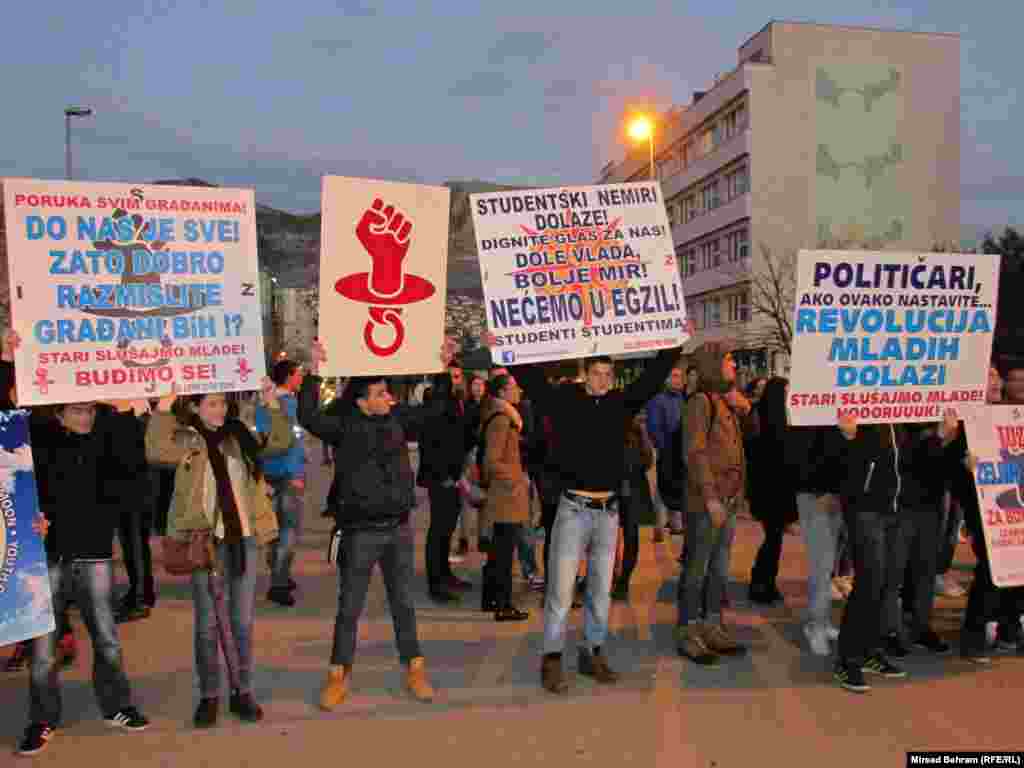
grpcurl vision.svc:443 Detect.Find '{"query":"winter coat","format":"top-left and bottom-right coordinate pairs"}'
top-left (480, 397), bottom-right (530, 526)
top-left (145, 409), bottom-right (290, 543)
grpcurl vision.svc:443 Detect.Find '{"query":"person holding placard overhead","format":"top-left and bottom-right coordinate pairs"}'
top-left (299, 338), bottom-right (457, 710)
top-left (146, 378), bottom-right (291, 729)
top-left (496, 333), bottom-right (682, 694)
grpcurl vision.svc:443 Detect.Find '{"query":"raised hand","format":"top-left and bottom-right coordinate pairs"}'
top-left (260, 376), bottom-right (278, 407)
top-left (441, 336), bottom-right (459, 366)
top-left (310, 338), bottom-right (327, 376)
top-left (31, 513), bottom-right (50, 538)
top-left (356, 198), bottom-right (413, 297)
top-left (838, 412), bottom-right (858, 441)
top-left (940, 408), bottom-right (960, 445)
top-left (2, 329), bottom-right (21, 363)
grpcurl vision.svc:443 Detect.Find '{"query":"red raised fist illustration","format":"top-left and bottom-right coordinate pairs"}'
top-left (356, 198), bottom-right (413, 298)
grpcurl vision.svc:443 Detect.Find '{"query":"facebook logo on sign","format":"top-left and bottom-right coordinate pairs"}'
top-left (501, 350), bottom-right (516, 364)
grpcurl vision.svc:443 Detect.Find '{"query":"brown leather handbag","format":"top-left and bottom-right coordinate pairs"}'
top-left (163, 530), bottom-right (215, 576)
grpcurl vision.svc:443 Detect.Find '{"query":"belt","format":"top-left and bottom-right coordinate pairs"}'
top-left (563, 491), bottom-right (618, 510)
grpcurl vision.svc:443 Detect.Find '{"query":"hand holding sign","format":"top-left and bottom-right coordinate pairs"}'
top-left (2, 330), bottom-right (21, 363)
top-left (838, 412), bottom-right (858, 441)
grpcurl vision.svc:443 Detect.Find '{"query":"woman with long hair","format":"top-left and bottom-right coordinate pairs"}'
top-left (748, 377), bottom-right (797, 605)
top-left (146, 379), bottom-right (291, 728)
top-left (612, 413), bottom-right (655, 601)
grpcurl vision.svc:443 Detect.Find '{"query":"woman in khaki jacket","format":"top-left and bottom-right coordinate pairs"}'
top-left (145, 378), bottom-right (291, 729)
top-left (479, 374), bottom-right (531, 622)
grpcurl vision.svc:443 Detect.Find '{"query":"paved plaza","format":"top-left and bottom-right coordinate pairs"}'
top-left (1, 439), bottom-right (1020, 767)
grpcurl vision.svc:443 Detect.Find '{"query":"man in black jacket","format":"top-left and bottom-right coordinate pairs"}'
top-left (18, 402), bottom-right (150, 756)
top-left (510, 345), bottom-right (682, 693)
top-left (299, 340), bottom-right (452, 710)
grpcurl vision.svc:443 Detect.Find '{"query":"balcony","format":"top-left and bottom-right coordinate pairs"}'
top-left (661, 128), bottom-right (751, 202)
top-left (671, 191), bottom-right (751, 247)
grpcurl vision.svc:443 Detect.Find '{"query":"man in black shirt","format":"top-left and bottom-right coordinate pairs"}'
top-left (511, 346), bottom-right (681, 693)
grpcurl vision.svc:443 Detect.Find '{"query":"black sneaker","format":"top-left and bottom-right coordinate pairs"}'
top-left (833, 661), bottom-right (871, 693)
top-left (912, 630), bottom-right (952, 655)
top-left (884, 633), bottom-right (910, 658)
top-left (862, 653), bottom-right (907, 679)
top-left (105, 707), bottom-right (150, 731)
top-left (17, 723), bottom-right (55, 756)
top-left (115, 601), bottom-right (151, 624)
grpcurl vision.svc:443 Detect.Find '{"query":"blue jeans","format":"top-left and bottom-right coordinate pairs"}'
top-left (30, 560), bottom-right (133, 723)
top-left (191, 539), bottom-right (258, 698)
top-left (798, 493), bottom-right (843, 629)
top-left (269, 479), bottom-right (303, 589)
top-left (542, 494), bottom-right (619, 655)
top-left (677, 500), bottom-right (737, 626)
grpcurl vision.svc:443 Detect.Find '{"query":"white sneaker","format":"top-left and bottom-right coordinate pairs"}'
top-left (825, 624), bottom-right (840, 641)
top-left (804, 623), bottom-right (831, 656)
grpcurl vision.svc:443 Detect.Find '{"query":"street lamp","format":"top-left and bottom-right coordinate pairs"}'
top-left (627, 115), bottom-right (655, 181)
top-left (64, 106), bottom-right (93, 180)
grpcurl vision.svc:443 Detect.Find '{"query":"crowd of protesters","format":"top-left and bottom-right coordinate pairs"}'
top-left (3, 325), bottom-right (1023, 756)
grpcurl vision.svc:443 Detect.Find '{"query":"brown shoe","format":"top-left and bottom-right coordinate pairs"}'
top-left (653, 529), bottom-right (665, 543)
top-left (541, 654), bottom-right (568, 694)
top-left (404, 657), bottom-right (435, 702)
top-left (578, 648), bottom-right (619, 684)
top-left (702, 623), bottom-right (748, 657)
top-left (675, 625), bottom-right (720, 666)
top-left (319, 666), bottom-right (350, 711)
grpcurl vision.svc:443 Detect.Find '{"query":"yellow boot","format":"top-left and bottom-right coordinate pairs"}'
top-left (404, 657), bottom-right (435, 702)
top-left (318, 665), bottom-right (350, 711)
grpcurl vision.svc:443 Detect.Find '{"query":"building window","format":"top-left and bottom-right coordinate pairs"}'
top-left (723, 110), bottom-right (737, 140)
top-left (667, 202), bottom-right (678, 227)
top-left (725, 228), bottom-right (749, 263)
top-left (702, 180), bottom-right (720, 212)
top-left (711, 238), bottom-right (721, 268)
top-left (735, 104), bottom-right (747, 131)
top-left (704, 297), bottom-right (721, 328)
top-left (726, 165), bottom-right (749, 200)
top-left (681, 248), bottom-right (696, 277)
top-left (693, 300), bottom-right (704, 329)
top-left (684, 194), bottom-right (697, 222)
top-left (727, 290), bottom-right (751, 324)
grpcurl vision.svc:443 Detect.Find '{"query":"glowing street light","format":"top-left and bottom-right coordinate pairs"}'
top-left (627, 115), bottom-right (655, 181)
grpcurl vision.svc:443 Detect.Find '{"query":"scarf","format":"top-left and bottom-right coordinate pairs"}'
top-left (195, 421), bottom-right (248, 573)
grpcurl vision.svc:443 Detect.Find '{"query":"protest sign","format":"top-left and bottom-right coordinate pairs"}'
top-left (788, 250), bottom-right (1000, 426)
top-left (318, 176), bottom-right (449, 376)
top-left (1, 179), bottom-right (265, 405)
top-left (469, 183), bottom-right (688, 365)
top-left (964, 406), bottom-right (1024, 587)
top-left (0, 410), bottom-right (54, 646)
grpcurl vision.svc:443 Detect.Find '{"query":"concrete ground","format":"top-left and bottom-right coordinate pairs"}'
top-left (1, 437), bottom-right (1020, 767)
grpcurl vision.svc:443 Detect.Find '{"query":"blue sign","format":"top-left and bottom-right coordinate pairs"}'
top-left (0, 410), bottom-right (54, 646)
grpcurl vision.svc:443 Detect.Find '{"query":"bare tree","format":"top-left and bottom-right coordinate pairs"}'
top-left (745, 244), bottom-right (797, 355)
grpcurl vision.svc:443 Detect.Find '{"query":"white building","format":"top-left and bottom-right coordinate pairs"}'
top-left (599, 20), bottom-right (960, 382)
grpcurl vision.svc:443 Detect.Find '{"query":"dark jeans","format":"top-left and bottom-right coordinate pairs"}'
top-left (426, 483), bottom-right (460, 590)
top-left (619, 499), bottom-right (640, 586)
top-left (118, 506), bottom-right (156, 607)
top-left (882, 505), bottom-right (941, 642)
top-left (268, 478), bottom-right (303, 589)
top-left (837, 506), bottom-right (888, 663)
top-left (677, 500), bottom-right (737, 625)
top-left (331, 525), bottom-right (422, 666)
top-left (484, 522), bottom-right (521, 609)
top-left (750, 519), bottom-right (785, 590)
top-left (30, 560), bottom-right (133, 723)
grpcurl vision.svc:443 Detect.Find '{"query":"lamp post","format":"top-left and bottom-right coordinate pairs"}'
top-left (64, 106), bottom-right (93, 180)
top-left (627, 115), bottom-right (655, 181)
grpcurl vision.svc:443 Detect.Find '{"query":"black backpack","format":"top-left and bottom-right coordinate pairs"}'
top-left (475, 413), bottom-right (502, 487)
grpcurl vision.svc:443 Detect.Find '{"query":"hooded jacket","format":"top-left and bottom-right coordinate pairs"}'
top-left (686, 342), bottom-right (753, 510)
top-left (416, 371), bottom-right (469, 487)
top-left (839, 424), bottom-right (902, 514)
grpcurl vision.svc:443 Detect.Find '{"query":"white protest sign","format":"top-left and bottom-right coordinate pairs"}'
top-left (318, 176), bottom-right (449, 376)
top-left (964, 406), bottom-right (1024, 587)
top-left (469, 183), bottom-right (688, 365)
top-left (2, 179), bottom-right (265, 405)
top-left (788, 250), bottom-right (1000, 426)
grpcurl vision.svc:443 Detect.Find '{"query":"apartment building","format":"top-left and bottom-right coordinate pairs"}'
top-left (599, 20), bottom-right (960, 380)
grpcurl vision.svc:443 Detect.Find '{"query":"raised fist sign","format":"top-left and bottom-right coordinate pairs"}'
top-left (356, 198), bottom-right (413, 298)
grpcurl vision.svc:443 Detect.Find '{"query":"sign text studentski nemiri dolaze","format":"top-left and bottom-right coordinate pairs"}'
top-left (788, 249), bottom-right (1000, 426)
top-left (469, 182), bottom-right (689, 365)
top-left (1, 178), bottom-right (266, 405)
